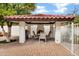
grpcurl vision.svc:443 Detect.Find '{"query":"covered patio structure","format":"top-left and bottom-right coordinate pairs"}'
top-left (4, 14), bottom-right (75, 44)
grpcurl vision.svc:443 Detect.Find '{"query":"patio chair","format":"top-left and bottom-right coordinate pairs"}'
top-left (39, 33), bottom-right (46, 43)
top-left (46, 31), bottom-right (51, 39)
top-left (32, 31), bottom-right (38, 40)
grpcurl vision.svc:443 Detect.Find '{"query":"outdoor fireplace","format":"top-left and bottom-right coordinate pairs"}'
top-left (37, 30), bottom-right (44, 34)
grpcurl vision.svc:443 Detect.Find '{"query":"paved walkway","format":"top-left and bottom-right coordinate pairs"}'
top-left (0, 39), bottom-right (73, 56)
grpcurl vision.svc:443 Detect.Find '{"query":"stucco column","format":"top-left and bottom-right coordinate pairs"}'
top-left (55, 22), bottom-right (61, 43)
top-left (28, 24), bottom-right (31, 38)
top-left (19, 21), bottom-right (26, 43)
top-left (50, 24), bottom-right (53, 38)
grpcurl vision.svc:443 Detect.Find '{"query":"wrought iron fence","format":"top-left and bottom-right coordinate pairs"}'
top-left (60, 25), bottom-right (72, 55)
top-left (74, 24), bottom-right (79, 55)
top-left (60, 24), bottom-right (79, 56)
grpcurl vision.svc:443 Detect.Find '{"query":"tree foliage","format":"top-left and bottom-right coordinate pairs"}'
top-left (0, 3), bottom-right (36, 42)
top-left (13, 3), bottom-right (36, 15)
top-left (0, 3), bottom-right (36, 15)
top-left (66, 4), bottom-right (79, 23)
top-left (74, 15), bottom-right (79, 23)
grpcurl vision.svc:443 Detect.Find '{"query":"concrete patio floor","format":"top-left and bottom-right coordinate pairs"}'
top-left (0, 39), bottom-right (73, 56)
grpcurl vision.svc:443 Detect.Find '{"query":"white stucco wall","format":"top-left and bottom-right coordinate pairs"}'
top-left (31, 25), bottom-right (37, 36)
top-left (0, 25), bottom-right (78, 42)
top-left (0, 26), bottom-right (28, 37)
top-left (44, 25), bottom-right (50, 35)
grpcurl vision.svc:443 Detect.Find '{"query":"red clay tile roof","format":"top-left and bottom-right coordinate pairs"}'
top-left (4, 14), bottom-right (75, 21)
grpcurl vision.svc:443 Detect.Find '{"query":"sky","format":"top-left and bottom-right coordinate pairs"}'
top-left (32, 3), bottom-right (79, 15)
top-left (0, 0), bottom-right (79, 3)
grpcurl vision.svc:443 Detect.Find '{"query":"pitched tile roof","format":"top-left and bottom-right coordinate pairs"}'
top-left (4, 14), bottom-right (75, 21)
